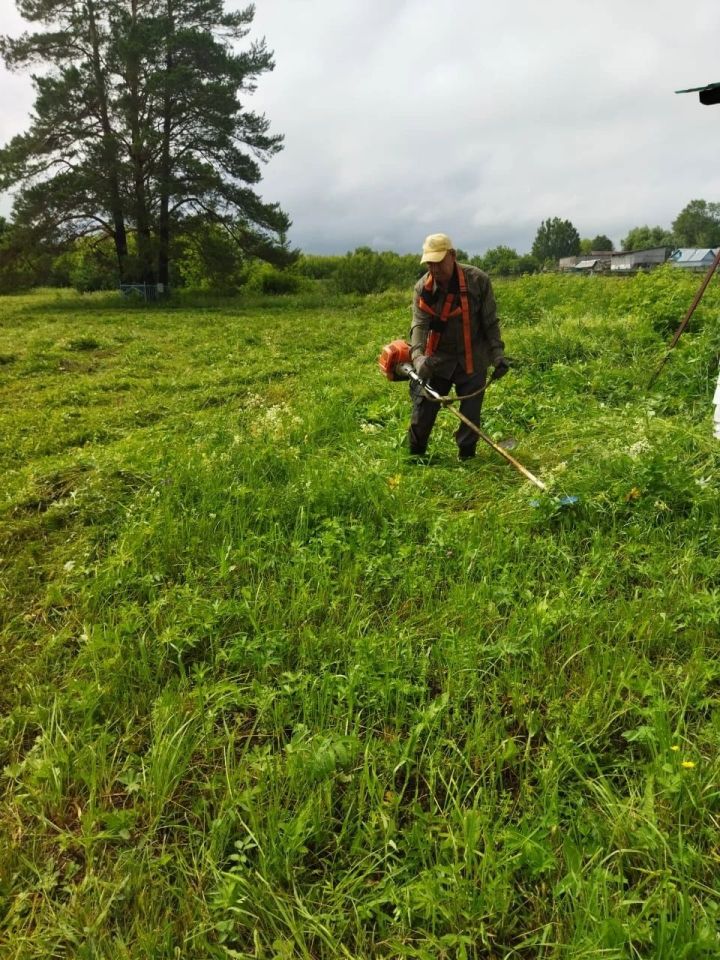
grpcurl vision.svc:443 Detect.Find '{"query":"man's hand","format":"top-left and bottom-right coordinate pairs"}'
top-left (491, 357), bottom-right (510, 381)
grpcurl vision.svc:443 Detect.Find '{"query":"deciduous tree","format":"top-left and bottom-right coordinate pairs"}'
top-left (672, 199), bottom-right (720, 248)
top-left (472, 245), bottom-right (538, 276)
top-left (531, 217), bottom-right (580, 262)
top-left (620, 225), bottom-right (675, 252)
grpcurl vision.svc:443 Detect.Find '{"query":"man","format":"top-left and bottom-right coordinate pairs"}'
top-left (408, 233), bottom-right (508, 460)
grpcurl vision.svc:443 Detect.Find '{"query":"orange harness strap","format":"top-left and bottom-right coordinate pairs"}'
top-left (417, 265), bottom-right (474, 374)
top-left (458, 267), bottom-right (473, 375)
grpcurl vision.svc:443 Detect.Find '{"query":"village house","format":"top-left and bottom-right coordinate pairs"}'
top-left (558, 246), bottom-right (720, 274)
top-left (668, 248), bottom-right (720, 271)
top-left (558, 251), bottom-right (613, 272)
top-left (609, 247), bottom-right (671, 272)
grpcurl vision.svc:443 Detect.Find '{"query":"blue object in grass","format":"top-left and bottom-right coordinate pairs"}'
top-left (530, 495), bottom-right (579, 508)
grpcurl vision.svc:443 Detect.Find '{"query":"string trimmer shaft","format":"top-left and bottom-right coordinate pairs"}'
top-left (397, 362), bottom-right (547, 492)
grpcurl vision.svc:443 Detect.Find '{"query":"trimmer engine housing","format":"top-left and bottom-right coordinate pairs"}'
top-left (378, 339), bottom-right (411, 380)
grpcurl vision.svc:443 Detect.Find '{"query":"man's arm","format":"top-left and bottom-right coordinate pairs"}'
top-left (479, 274), bottom-right (505, 367)
top-left (410, 287), bottom-right (432, 372)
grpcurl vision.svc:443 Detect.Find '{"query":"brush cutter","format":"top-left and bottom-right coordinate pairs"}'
top-left (378, 340), bottom-right (579, 506)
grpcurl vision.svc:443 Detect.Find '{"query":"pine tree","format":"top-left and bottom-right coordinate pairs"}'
top-left (151, 0), bottom-right (292, 286)
top-left (1, 0), bottom-right (131, 278)
top-left (0, 0), bottom-right (291, 287)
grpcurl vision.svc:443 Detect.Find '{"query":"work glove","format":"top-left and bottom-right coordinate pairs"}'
top-left (491, 357), bottom-right (510, 381)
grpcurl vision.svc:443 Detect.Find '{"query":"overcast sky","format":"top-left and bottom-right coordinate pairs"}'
top-left (2, 0), bottom-right (720, 255)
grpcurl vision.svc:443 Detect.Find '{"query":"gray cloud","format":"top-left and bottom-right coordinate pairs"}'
top-left (2, 0), bottom-right (720, 254)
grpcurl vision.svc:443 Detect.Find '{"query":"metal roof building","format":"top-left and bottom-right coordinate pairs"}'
top-left (668, 248), bottom-right (720, 270)
top-left (572, 258), bottom-right (608, 274)
top-left (610, 247), bottom-right (671, 272)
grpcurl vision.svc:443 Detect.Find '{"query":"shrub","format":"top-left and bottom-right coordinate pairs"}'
top-left (245, 263), bottom-right (304, 295)
top-left (49, 236), bottom-right (118, 293)
top-left (172, 226), bottom-right (247, 292)
top-left (296, 255), bottom-right (340, 281)
top-left (334, 248), bottom-right (420, 295)
top-left (471, 247), bottom-right (540, 276)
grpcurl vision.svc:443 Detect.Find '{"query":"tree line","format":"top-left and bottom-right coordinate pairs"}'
top-left (526, 200), bottom-right (720, 271)
top-left (418, 199), bottom-right (720, 279)
top-left (2, 202), bottom-right (719, 294)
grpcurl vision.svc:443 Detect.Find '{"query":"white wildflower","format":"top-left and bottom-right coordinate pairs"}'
top-left (627, 438), bottom-right (650, 458)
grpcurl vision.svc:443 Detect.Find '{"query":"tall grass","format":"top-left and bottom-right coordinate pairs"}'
top-left (2, 271), bottom-right (720, 957)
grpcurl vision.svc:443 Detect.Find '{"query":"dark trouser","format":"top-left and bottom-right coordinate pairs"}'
top-left (408, 366), bottom-right (487, 455)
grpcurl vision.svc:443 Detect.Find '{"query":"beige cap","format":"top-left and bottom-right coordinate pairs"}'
top-left (421, 233), bottom-right (454, 263)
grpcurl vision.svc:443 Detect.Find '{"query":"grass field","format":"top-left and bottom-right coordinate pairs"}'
top-left (2, 271), bottom-right (720, 958)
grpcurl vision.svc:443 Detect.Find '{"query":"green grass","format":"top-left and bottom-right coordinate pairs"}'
top-left (2, 272), bottom-right (720, 958)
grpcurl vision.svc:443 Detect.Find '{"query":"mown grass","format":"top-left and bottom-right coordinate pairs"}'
top-left (2, 271), bottom-right (720, 958)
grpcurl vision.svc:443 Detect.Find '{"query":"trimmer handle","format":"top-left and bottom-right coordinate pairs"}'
top-left (399, 362), bottom-right (444, 401)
